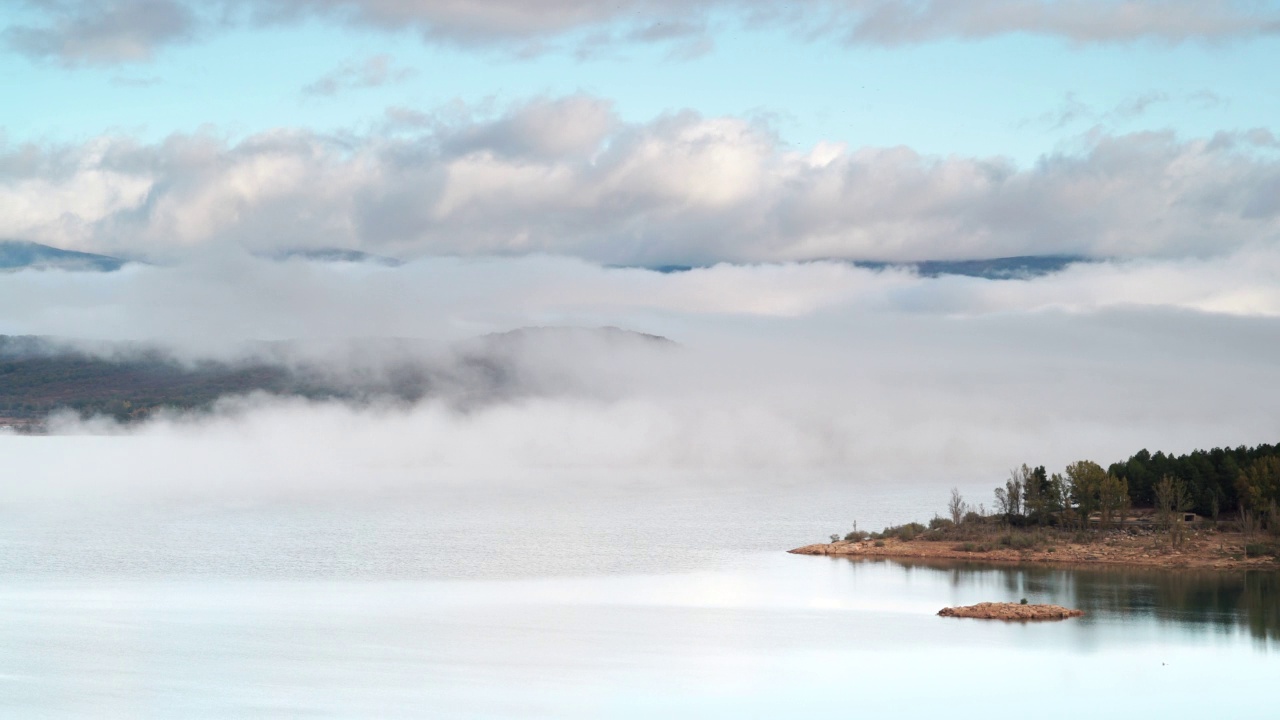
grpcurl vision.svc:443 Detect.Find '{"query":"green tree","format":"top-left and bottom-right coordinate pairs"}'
top-left (1065, 460), bottom-right (1107, 529)
top-left (1025, 465), bottom-right (1050, 524)
top-left (1098, 475), bottom-right (1129, 529)
top-left (1236, 456), bottom-right (1280, 515)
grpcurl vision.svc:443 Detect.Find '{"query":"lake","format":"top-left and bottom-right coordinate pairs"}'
top-left (1, 481), bottom-right (1276, 718)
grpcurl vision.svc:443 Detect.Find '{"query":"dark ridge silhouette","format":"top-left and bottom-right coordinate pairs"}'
top-left (0, 327), bottom-right (674, 428)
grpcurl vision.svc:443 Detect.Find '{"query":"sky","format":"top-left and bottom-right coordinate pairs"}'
top-left (1, 0), bottom-right (1279, 266)
top-left (2, 1), bottom-right (1280, 496)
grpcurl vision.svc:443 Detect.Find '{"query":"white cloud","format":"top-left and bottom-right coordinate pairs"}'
top-left (1, 247), bottom-right (1279, 357)
top-left (301, 54), bottom-right (416, 96)
top-left (8, 1), bottom-right (1279, 65)
top-left (4, 0), bottom-right (199, 65)
top-left (2, 99), bottom-right (1278, 265)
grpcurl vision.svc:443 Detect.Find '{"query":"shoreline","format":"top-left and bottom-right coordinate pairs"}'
top-left (789, 533), bottom-right (1280, 571)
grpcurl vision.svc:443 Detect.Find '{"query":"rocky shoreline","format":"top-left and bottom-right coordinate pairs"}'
top-left (789, 532), bottom-right (1280, 571)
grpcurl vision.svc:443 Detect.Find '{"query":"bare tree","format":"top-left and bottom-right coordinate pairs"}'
top-left (1240, 508), bottom-right (1260, 540)
top-left (1007, 466), bottom-right (1028, 517)
top-left (948, 488), bottom-right (967, 525)
top-left (994, 486), bottom-right (1010, 519)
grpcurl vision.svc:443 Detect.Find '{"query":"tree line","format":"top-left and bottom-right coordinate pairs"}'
top-left (950, 441), bottom-right (1280, 533)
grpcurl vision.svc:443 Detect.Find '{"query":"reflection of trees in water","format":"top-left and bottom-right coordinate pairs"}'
top-left (870, 559), bottom-right (1279, 642)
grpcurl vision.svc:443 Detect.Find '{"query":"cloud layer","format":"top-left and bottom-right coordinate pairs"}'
top-left (3, 242), bottom-right (1279, 503)
top-left (2, 97), bottom-right (1278, 265)
top-left (4, 264), bottom-right (1279, 503)
top-left (7, 0), bottom-right (1280, 65)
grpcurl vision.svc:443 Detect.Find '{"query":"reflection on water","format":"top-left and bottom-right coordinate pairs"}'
top-left (849, 558), bottom-right (1280, 642)
top-left (3, 551), bottom-right (1278, 718)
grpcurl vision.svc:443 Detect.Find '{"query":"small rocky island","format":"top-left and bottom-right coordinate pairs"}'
top-left (938, 602), bottom-right (1084, 621)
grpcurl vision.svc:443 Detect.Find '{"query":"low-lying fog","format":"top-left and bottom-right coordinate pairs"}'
top-left (2, 249), bottom-right (1279, 506)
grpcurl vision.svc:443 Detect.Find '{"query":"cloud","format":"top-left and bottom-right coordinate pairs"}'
top-left (7, 1), bottom-right (1280, 66)
top-left (2, 98), bottom-right (1279, 265)
top-left (1, 248), bottom-right (1279, 359)
top-left (827, 0), bottom-right (1280, 46)
top-left (1108, 91), bottom-right (1168, 120)
top-left (1021, 90), bottom-right (1171, 129)
top-left (2, 245), bottom-right (1280, 504)
top-left (196, 0), bottom-right (1280, 47)
top-left (4, 0), bottom-right (199, 65)
top-left (3, 257), bottom-right (1280, 504)
top-left (301, 54), bottom-right (416, 96)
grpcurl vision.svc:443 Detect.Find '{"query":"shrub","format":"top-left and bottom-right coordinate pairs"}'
top-left (1244, 543), bottom-right (1278, 558)
top-left (874, 540), bottom-right (886, 547)
top-left (1020, 598), bottom-right (1028, 605)
top-left (928, 517), bottom-right (954, 531)
top-left (881, 522), bottom-right (928, 541)
top-left (844, 530), bottom-right (870, 542)
top-left (999, 533), bottom-right (1038, 550)
top-left (830, 534), bottom-right (840, 544)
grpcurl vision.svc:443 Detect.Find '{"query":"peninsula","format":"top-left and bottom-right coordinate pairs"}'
top-left (792, 446), bottom-right (1280, 571)
top-left (789, 531), bottom-right (1279, 570)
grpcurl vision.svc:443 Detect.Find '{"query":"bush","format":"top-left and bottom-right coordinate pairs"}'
top-left (963, 511), bottom-right (986, 525)
top-left (928, 517), bottom-right (954, 531)
top-left (999, 533), bottom-right (1038, 550)
top-left (882, 522), bottom-right (928, 541)
top-left (1244, 543), bottom-right (1278, 558)
top-left (874, 540), bottom-right (886, 547)
top-left (844, 530), bottom-right (870, 542)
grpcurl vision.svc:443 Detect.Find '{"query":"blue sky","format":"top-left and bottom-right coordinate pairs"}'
top-left (3, 5), bottom-right (1277, 163)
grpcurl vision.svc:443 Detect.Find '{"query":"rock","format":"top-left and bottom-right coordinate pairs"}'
top-left (937, 602), bottom-right (1084, 621)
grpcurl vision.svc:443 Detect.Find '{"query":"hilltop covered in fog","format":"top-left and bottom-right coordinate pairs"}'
top-left (0, 327), bottom-right (673, 427)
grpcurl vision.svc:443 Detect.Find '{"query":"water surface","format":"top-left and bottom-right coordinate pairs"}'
top-left (2, 484), bottom-right (1276, 718)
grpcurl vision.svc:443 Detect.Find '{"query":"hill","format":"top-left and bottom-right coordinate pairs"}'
top-left (0, 240), bottom-right (127, 272)
top-left (0, 328), bottom-right (673, 428)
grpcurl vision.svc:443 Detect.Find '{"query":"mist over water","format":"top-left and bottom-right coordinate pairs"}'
top-left (3, 254), bottom-right (1279, 718)
top-left (7, 0), bottom-right (1280, 712)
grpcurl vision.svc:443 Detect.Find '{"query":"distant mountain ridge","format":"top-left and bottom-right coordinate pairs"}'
top-left (636, 255), bottom-right (1091, 279)
top-left (0, 240), bottom-right (126, 272)
top-left (2, 240), bottom-right (1087, 280)
top-left (852, 255), bottom-right (1090, 279)
top-left (270, 248), bottom-right (405, 266)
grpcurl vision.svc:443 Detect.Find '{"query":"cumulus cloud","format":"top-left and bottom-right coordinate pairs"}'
top-left (301, 54), bottom-right (416, 96)
top-left (7, 0), bottom-right (1279, 66)
top-left (2, 98), bottom-right (1278, 265)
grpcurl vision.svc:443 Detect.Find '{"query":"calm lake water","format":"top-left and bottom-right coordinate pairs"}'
top-left (2, 481), bottom-right (1276, 719)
